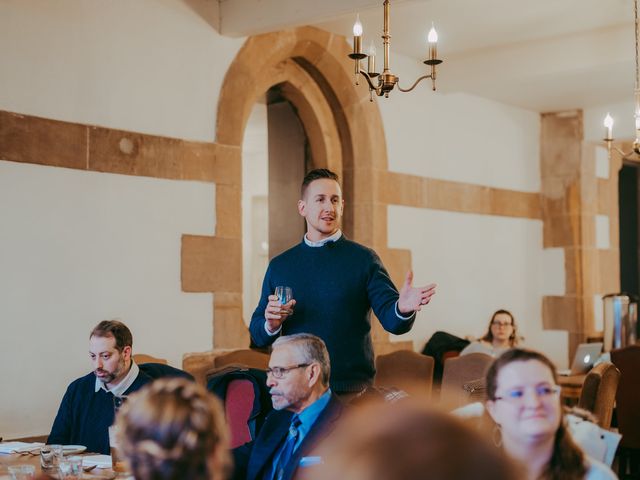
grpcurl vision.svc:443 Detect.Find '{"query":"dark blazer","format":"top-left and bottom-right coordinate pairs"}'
top-left (233, 393), bottom-right (344, 480)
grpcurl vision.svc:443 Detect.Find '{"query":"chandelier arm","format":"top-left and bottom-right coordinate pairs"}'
top-left (358, 70), bottom-right (383, 96)
top-left (397, 74), bottom-right (433, 93)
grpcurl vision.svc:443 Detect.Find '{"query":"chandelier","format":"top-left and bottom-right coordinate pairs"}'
top-left (604, 0), bottom-right (640, 158)
top-left (347, 0), bottom-right (443, 100)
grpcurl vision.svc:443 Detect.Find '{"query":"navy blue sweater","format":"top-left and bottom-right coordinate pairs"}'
top-left (250, 236), bottom-right (414, 392)
top-left (47, 371), bottom-right (151, 454)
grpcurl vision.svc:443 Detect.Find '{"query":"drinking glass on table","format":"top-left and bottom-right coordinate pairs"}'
top-left (8, 464), bottom-right (35, 480)
top-left (40, 444), bottom-right (63, 471)
top-left (275, 286), bottom-right (293, 315)
top-left (58, 456), bottom-right (82, 480)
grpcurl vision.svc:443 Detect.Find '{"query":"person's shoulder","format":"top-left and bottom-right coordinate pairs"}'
top-left (584, 457), bottom-right (617, 480)
top-left (270, 241), bottom-right (305, 263)
top-left (337, 237), bottom-right (379, 259)
top-left (64, 372), bottom-right (97, 396)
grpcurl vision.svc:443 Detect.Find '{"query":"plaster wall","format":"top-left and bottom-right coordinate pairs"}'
top-left (0, 161), bottom-right (215, 438)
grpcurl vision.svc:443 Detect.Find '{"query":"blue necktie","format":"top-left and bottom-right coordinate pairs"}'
top-left (274, 415), bottom-right (301, 480)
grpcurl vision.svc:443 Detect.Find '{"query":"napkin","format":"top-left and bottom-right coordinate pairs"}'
top-left (0, 441), bottom-right (44, 454)
top-left (81, 454), bottom-right (112, 468)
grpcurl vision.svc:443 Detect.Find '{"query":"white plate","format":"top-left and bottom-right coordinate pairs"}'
top-left (63, 445), bottom-right (87, 455)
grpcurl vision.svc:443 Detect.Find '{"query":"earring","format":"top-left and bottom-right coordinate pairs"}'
top-left (492, 423), bottom-right (502, 448)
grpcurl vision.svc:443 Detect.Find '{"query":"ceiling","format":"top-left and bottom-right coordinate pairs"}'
top-left (215, 0), bottom-right (636, 113)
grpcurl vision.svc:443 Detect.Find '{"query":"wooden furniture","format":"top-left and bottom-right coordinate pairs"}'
top-left (132, 353), bottom-right (168, 365)
top-left (0, 448), bottom-right (116, 478)
top-left (577, 362), bottom-right (620, 429)
top-left (440, 353), bottom-right (493, 409)
top-left (374, 350), bottom-right (434, 398)
top-left (557, 374), bottom-right (587, 405)
top-left (183, 348), bottom-right (269, 385)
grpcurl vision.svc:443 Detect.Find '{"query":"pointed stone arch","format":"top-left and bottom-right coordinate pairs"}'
top-left (207, 26), bottom-right (409, 348)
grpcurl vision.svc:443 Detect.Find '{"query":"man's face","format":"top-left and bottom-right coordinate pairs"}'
top-left (298, 178), bottom-right (344, 241)
top-left (89, 335), bottom-right (131, 387)
top-left (266, 344), bottom-right (312, 413)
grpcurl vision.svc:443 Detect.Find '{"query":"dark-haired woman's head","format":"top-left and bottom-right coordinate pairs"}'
top-left (481, 310), bottom-right (518, 347)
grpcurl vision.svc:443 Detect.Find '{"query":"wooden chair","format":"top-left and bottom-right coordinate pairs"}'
top-left (441, 353), bottom-right (494, 409)
top-left (183, 348), bottom-right (270, 385)
top-left (374, 350), bottom-right (435, 398)
top-left (133, 353), bottom-right (168, 365)
top-left (611, 345), bottom-right (640, 478)
top-left (577, 362), bottom-right (620, 429)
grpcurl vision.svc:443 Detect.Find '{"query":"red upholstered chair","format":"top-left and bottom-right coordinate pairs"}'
top-left (225, 379), bottom-right (256, 448)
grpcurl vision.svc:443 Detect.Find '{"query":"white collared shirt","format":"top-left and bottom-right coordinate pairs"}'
top-left (94, 360), bottom-right (140, 397)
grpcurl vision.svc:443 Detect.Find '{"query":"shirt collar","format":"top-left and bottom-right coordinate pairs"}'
top-left (94, 360), bottom-right (140, 397)
top-left (296, 388), bottom-right (332, 437)
top-left (303, 230), bottom-right (342, 247)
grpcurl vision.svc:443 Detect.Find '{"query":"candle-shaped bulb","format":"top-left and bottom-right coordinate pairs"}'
top-left (604, 113), bottom-right (614, 140)
top-left (367, 40), bottom-right (376, 74)
top-left (353, 14), bottom-right (363, 37)
top-left (428, 24), bottom-right (438, 43)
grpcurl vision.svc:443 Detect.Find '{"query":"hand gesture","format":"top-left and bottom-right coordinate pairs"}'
top-left (397, 270), bottom-right (436, 314)
top-left (264, 294), bottom-right (296, 333)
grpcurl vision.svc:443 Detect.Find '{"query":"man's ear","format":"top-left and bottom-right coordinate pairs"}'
top-left (307, 363), bottom-right (321, 387)
top-left (297, 199), bottom-right (306, 217)
top-left (122, 345), bottom-right (132, 361)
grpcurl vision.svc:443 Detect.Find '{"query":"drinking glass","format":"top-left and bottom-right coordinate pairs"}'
top-left (58, 456), bottom-right (82, 480)
top-left (275, 286), bottom-right (293, 313)
top-left (8, 464), bottom-right (35, 480)
top-left (40, 444), bottom-right (63, 471)
top-left (108, 425), bottom-right (128, 473)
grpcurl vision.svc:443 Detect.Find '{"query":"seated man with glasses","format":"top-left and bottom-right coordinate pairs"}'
top-left (232, 333), bottom-right (344, 480)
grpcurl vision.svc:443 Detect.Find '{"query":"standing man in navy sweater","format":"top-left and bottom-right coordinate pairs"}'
top-left (250, 169), bottom-right (436, 396)
top-left (48, 320), bottom-right (152, 454)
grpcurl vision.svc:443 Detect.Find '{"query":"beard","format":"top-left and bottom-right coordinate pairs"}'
top-left (94, 355), bottom-right (126, 385)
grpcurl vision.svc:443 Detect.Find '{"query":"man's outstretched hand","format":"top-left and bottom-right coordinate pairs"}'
top-left (398, 270), bottom-right (436, 314)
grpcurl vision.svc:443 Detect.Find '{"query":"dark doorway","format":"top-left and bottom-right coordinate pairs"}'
top-left (619, 162), bottom-right (640, 296)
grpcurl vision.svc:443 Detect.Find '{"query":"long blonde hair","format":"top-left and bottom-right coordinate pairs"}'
top-left (116, 378), bottom-right (230, 480)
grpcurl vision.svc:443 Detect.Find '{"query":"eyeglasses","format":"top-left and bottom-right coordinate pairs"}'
top-left (494, 384), bottom-right (560, 405)
top-left (266, 363), bottom-right (310, 379)
top-left (491, 321), bottom-right (513, 327)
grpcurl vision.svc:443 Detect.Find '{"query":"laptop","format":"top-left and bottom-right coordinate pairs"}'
top-left (557, 342), bottom-right (603, 376)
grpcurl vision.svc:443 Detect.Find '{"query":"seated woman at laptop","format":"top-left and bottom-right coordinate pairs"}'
top-left (116, 378), bottom-right (231, 480)
top-left (461, 309), bottom-right (521, 358)
top-left (484, 349), bottom-right (616, 480)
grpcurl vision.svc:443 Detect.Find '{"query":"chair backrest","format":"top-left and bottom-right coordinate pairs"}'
top-left (207, 366), bottom-right (272, 447)
top-left (133, 353), bottom-right (168, 365)
top-left (138, 362), bottom-right (194, 381)
top-left (375, 350), bottom-right (435, 398)
top-left (213, 349), bottom-right (270, 370)
top-left (577, 362), bottom-right (620, 429)
top-left (441, 353), bottom-right (494, 409)
top-left (611, 344), bottom-right (640, 448)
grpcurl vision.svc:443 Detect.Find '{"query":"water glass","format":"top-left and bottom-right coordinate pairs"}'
top-left (108, 424), bottom-right (128, 473)
top-left (8, 464), bottom-right (35, 480)
top-left (58, 456), bottom-right (83, 480)
top-left (40, 444), bottom-right (63, 470)
top-left (275, 286), bottom-right (293, 313)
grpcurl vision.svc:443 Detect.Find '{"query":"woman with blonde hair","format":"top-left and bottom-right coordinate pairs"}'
top-left (116, 377), bottom-right (230, 480)
top-left (485, 349), bottom-right (616, 480)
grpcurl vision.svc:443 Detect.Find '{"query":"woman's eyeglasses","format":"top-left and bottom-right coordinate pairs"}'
top-left (494, 384), bottom-right (560, 405)
top-left (491, 321), bottom-right (513, 327)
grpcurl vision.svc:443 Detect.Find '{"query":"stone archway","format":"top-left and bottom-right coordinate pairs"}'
top-left (211, 26), bottom-right (406, 348)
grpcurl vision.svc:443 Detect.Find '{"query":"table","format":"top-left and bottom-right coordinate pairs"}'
top-left (557, 373), bottom-right (587, 405)
top-left (0, 450), bottom-right (119, 479)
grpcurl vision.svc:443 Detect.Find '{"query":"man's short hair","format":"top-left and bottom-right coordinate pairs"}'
top-left (273, 333), bottom-right (331, 386)
top-left (90, 320), bottom-right (133, 352)
top-left (301, 169), bottom-right (340, 198)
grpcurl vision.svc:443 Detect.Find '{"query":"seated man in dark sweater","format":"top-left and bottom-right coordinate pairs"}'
top-left (250, 169), bottom-right (437, 396)
top-left (47, 320), bottom-right (152, 454)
